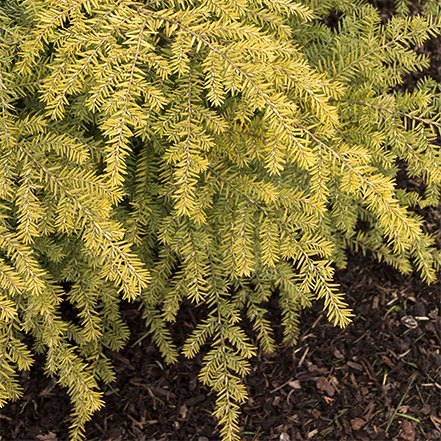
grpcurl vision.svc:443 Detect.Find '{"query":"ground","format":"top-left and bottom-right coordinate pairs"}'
top-left (1, 247), bottom-right (439, 441)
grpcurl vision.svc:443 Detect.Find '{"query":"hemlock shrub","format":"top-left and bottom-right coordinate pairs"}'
top-left (0, 0), bottom-right (440, 439)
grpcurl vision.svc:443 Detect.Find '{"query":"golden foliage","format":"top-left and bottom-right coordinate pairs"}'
top-left (0, 0), bottom-right (440, 439)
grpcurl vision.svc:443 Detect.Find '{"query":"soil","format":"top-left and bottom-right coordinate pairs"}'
top-left (1, 3), bottom-right (440, 441)
top-left (1, 248), bottom-right (440, 441)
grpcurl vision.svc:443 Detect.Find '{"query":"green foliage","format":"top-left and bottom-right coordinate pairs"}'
top-left (0, 0), bottom-right (440, 439)
top-left (393, 0), bottom-right (440, 16)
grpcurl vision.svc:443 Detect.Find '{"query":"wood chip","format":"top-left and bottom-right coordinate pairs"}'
top-left (36, 433), bottom-right (58, 441)
top-left (421, 403), bottom-right (431, 415)
top-left (430, 415), bottom-right (441, 432)
top-left (347, 361), bottom-right (363, 371)
top-left (350, 417), bottom-right (366, 431)
top-left (316, 377), bottom-right (335, 397)
top-left (307, 429), bottom-right (318, 439)
top-left (288, 380), bottom-right (301, 390)
top-left (401, 315), bottom-right (418, 329)
top-left (179, 404), bottom-right (188, 420)
top-left (400, 420), bottom-right (415, 441)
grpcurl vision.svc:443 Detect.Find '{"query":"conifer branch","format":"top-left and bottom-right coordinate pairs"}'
top-left (339, 98), bottom-right (441, 129)
top-left (17, 144), bottom-right (150, 299)
top-left (1, 2), bottom-right (440, 439)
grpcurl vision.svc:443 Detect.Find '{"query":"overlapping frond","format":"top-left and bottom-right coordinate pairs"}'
top-left (0, 0), bottom-right (440, 440)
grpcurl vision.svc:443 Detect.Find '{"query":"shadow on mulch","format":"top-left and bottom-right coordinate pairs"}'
top-left (1, 252), bottom-right (440, 441)
top-left (0, 247), bottom-right (440, 441)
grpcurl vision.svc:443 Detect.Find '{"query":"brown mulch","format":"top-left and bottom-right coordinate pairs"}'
top-left (1, 247), bottom-right (439, 441)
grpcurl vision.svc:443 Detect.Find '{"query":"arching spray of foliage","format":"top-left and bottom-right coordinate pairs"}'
top-left (0, 0), bottom-right (440, 439)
